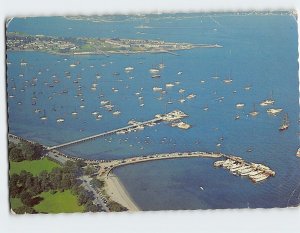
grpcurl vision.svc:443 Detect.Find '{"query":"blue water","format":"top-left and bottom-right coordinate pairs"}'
top-left (6, 13), bottom-right (300, 210)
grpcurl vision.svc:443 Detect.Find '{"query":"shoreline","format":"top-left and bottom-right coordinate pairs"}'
top-left (105, 172), bottom-right (141, 211)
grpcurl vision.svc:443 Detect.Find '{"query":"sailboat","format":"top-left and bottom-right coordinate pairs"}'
top-left (249, 103), bottom-right (259, 116)
top-left (40, 110), bottom-right (47, 120)
top-left (158, 57), bottom-right (165, 69)
top-left (279, 113), bottom-right (289, 131)
top-left (260, 91), bottom-right (275, 106)
top-left (223, 70), bottom-right (233, 84)
top-left (72, 107), bottom-right (78, 116)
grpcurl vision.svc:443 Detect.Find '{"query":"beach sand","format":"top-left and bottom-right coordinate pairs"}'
top-left (105, 173), bottom-right (140, 211)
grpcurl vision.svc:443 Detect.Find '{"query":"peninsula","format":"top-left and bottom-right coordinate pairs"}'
top-left (6, 32), bottom-right (222, 56)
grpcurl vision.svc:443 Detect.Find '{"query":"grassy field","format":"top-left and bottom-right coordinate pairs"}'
top-left (34, 190), bottom-right (84, 213)
top-left (10, 157), bottom-right (61, 176)
top-left (10, 198), bottom-right (23, 210)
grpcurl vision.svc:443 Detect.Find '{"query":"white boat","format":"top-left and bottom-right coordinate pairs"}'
top-left (56, 118), bottom-right (65, 123)
top-left (166, 83), bottom-right (174, 88)
top-left (149, 68), bottom-right (160, 74)
top-left (260, 91), bottom-right (275, 106)
top-left (152, 74), bottom-right (161, 78)
top-left (178, 99), bottom-right (186, 103)
top-left (153, 87), bottom-right (163, 92)
top-left (158, 63), bottom-right (165, 69)
top-left (124, 66), bottom-right (134, 72)
top-left (100, 100), bottom-right (110, 105)
top-left (186, 94), bottom-right (196, 99)
top-left (177, 71), bottom-right (183, 75)
top-left (176, 121), bottom-right (191, 129)
top-left (296, 148), bottom-right (300, 157)
top-left (267, 108), bottom-right (282, 115)
top-left (69, 64), bottom-right (77, 67)
top-left (92, 111), bottom-right (99, 115)
top-left (113, 111), bottom-right (121, 115)
top-left (136, 125), bottom-right (145, 130)
top-left (223, 79), bottom-right (233, 84)
top-left (40, 110), bottom-right (47, 120)
top-left (178, 89), bottom-right (185, 94)
top-left (20, 60), bottom-right (27, 66)
top-left (104, 104), bottom-right (114, 111)
top-left (249, 104), bottom-right (259, 116)
top-left (96, 114), bottom-right (102, 120)
top-left (236, 103), bottom-right (245, 108)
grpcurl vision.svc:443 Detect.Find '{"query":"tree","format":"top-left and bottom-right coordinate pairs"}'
top-left (9, 174), bottom-right (21, 197)
top-left (107, 201), bottom-right (128, 212)
top-left (49, 168), bottom-right (62, 190)
top-left (84, 200), bottom-right (101, 212)
top-left (90, 178), bottom-right (104, 189)
top-left (8, 142), bottom-right (17, 154)
top-left (39, 171), bottom-right (51, 191)
top-left (19, 191), bottom-right (33, 207)
top-left (84, 165), bottom-right (96, 176)
top-left (9, 147), bottom-right (24, 162)
top-left (76, 160), bottom-right (86, 168)
top-left (63, 161), bottom-right (81, 175)
top-left (20, 142), bottom-right (35, 160)
top-left (14, 205), bottom-right (36, 214)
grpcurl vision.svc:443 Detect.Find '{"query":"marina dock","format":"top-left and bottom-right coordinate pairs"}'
top-left (214, 155), bottom-right (275, 183)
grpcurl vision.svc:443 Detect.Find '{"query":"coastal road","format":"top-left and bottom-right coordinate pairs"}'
top-left (46, 151), bottom-right (69, 165)
top-left (80, 176), bottom-right (109, 212)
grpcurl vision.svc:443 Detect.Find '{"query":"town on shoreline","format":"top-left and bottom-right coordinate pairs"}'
top-left (6, 32), bottom-right (222, 56)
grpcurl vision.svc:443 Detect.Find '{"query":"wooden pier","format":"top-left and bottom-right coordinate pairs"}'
top-left (47, 109), bottom-right (189, 150)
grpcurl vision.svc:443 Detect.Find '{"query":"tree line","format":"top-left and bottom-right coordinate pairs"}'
top-left (10, 160), bottom-right (102, 214)
top-left (9, 141), bottom-right (103, 213)
top-left (9, 141), bottom-right (44, 162)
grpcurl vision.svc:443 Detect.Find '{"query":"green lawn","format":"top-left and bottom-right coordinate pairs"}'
top-left (34, 190), bottom-right (84, 213)
top-left (10, 198), bottom-right (23, 210)
top-left (10, 157), bottom-right (61, 176)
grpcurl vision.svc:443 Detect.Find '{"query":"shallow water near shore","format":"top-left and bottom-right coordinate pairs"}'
top-left (7, 12), bottom-right (300, 210)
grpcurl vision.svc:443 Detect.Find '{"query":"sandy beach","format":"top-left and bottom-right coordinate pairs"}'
top-left (105, 173), bottom-right (140, 212)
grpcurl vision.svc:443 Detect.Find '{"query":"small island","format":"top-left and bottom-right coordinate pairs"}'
top-left (6, 32), bottom-right (222, 56)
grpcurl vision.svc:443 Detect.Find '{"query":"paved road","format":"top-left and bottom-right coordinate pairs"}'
top-left (80, 176), bottom-right (109, 212)
top-left (46, 151), bottom-right (69, 164)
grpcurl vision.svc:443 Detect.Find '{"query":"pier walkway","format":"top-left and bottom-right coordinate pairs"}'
top-left (47, 109), bottom-right (188, 151)
top-left (47, 117), bottom-right (163, 150)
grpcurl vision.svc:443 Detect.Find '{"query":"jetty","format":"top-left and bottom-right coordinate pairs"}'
top-left (47, 110), bottom-right (188, 150)
top-left (92, 152), bottom-right (275, 184)
top-left (98, 151), bottom-right (223, 176)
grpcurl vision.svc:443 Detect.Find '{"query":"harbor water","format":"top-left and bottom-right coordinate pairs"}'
top-left (6, 13), bottom-right (300, 210)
